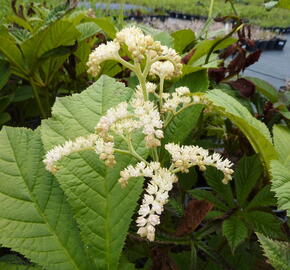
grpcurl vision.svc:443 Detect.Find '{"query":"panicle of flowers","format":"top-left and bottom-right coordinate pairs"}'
top-left (159, 45), bottom-right (183, 77)
top-left (133, 101), bottom-right (163, 147)
top-left (131, 82), bottom-right (157, 107)
top-left (95, 138), bottom-right (116, 166)
top-left (115, 26), bottom-right (162, 62)
top-left (87, 41), bottom-right (120, 76)
top-left (165, 143), bottom-right (234, 184)
top-left (44, 134), bottom-right (100, 173)
top-left (150, 60), bottom-right (176, 80)
top-left (162, 87), bottom-right (209, 113)
top-left (119, 162), bottom-right (178, 241)
top-left (96, 96), bottom-right (163, 148)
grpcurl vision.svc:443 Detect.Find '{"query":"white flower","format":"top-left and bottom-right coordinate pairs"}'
top-left (95, 138), bottom-right (116, 166)
top-left (119, 162), bottom-right (177, 241)
top-left (96, 100), bottom-right (163, 149)
top-left (87, 41), bottom-right (120, 76)
top-left (115, 26), bottom-right (162, 62)
top-left (150, 61), bottom-right (175, 80)
top-left (165, 143), bottom-right (234, 183)
top-left (43, 134), bottom-right (98, 173)
top-left (162, 87), bottom-right (207, 113)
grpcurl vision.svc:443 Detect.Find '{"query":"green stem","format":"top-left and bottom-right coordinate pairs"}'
top-left (228, 0), bottom-right (239, 16)
top-left (208, 0), bottom-right (215, 18)
top-left (159, 76), bottom-right (165, 111)
top-left (135, 63), bottom-right (148, 101)
top-left (29, 79), bottom-right (47, 118)
top-left (114, 148), bottom-right (147, 163)
top-left (204, 22), bottom-right (243, 64)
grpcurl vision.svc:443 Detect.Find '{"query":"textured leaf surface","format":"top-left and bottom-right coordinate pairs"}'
top-left (206, 89), bottom-right (277, 169)
top-left (235, 155), bottom-right (263, 206)
top-left (161, 104), bottom-right (203, 164)
top-left (257, 233), bottom-right (290, 270)
top-left (0, 263), bottom-right (43, 270)
top-left (0, 127), bottom-right (92, 270)
top-left (245, 211), bottom-right (282, 238)
top-left (222, 216), bottom-right (248, 253)
top-left (270, 160), bottom-right (290, 217)
top-left (273, 125), bottom-right (290, 164)
top-left (41, 75), bottom-right (147, 269)
top-left (246, 185), bottom-right (276, 209)
top-left (204, 167), bottom-right (234, 208)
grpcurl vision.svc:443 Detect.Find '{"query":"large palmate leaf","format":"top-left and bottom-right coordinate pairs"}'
top-left (41, 75), bottom-right (147, 269)
top-left (257, 233), bottom-right (290, 270)
top-left (235, 155), bottom-right (263, 206)
top-left (222, 215), bottom-right (248, 253)
top-left (20, 20), bottom-right (80, 71)
top-left (0, 263), bottom-right (43, 270)
top-left (0, 127), bottom-right (92, 270)
top-left (273, 125), bottom-right (290, 164)
top-left (206, 90), bottom-right (277, 169)
top-left (270, 160), bottom-right (290, 217)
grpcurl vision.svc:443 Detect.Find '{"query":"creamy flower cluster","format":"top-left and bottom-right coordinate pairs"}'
top-left (87, 26), bottom-right (182, 78)
top-left (87, 41), bottom-right (120, 76)
top-left (115, 26), bottom-right (162, 62)
top-left (165, 143), bottom-right (234, 184)
top-left (43, 134), bottom-right (116, 173)
top-left (119, 162), bottom-right (177, 241)
top-left (131, 82), bottom-right (157, 107)
top-left (96, 99), bottom-right (163, 148)
top-left (162, 86), bottom-right (207, 113)
top-left (150, 46), bottom-right (183, 79)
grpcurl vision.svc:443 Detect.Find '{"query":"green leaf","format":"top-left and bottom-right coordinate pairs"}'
top-left (273, 125), bottom-right (290, 164)
top-left (20, 20), bottom-right (80, 71)
top-left (277, 0), bottom-right (290, 10)
top-left (222, 215), bottom-right (248, 253)
top-left (41, 75), bottom-right (148, 269)
top-left (235, 155), bottom-right (263, 206)
top-left (270, 160), bottom-right (290, 217)
top-left (206, 89), bottom-right (277, 169)
top-left (161, 104), bottom-right (203, 164)
top-left (244, 77), bottom-right (279, 102)
top-left (171, 29), bottom-right (195, 53)
top-left (174, 70), bottom-right (209, 92)
top-left (76, 22), bottom-right (101, 41)
top-left (245, 211), bottom-right (282, 238)
top-left (0, 27), bottom-right (27, 76)
top-left (0, 112), bottom-right (11, 125)
top-left (0, 262), bottom-right (43, 270)
top-left (257, 233), bottom-right (290, 270)
top-left (13, 85), bottom-right (34, 102)
top-left (246, 185), bottom-right (276, 209)
top-left (0, 61), bottom-right (10, 90)
top-left (188, 189), bottom-right (229, 211)
top-left (204, 167), bottom-right (234, 208)
top-left (92, 17), bottom-right (117, 39)
top-left (188, 37), bottom-right (236, 64)
top-left (0, 127), bottom-right (93, 270)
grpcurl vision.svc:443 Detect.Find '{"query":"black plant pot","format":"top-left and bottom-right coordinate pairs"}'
top-left (287, 27), bottom-right (290, 34)
top-left (256, 40), bottom-right (268, 50)
top-left (267, 38), bottom-right (277, 50)
top-left (275, 38), bottom-right (287, 50)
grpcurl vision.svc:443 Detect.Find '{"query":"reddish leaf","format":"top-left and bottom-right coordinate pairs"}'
top-left (150, 247), bottom-right (179, 270)
top-left (227, 48), bottom-right (247, 76)
top-left (220, 43), bottom-right (238, 59)
top-left (227, 78), bottom-right (256, 98)
top-left (175, 199), bottom-right (213, 237)
top-left (208, 67), bottom-right (227, 83)
top-left (181, 49), bottom-right (195, 64)
top-left (244, 50), bottom-right (262, 70)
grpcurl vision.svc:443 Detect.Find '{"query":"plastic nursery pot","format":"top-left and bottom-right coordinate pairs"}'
top-left (256, 40), bottom-right (268, 50)
top-left (267, 38), bottom-right (277, 50)
top-left (275, 38), bottom-right (287, 50)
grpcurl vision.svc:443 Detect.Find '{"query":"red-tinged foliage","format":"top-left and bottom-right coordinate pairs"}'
top-left (175, 199), bottom-right (213, 237)
top-left (150, 247), bottom-right (179, 270)
top-left (227, 78), bottom-right (256, 98)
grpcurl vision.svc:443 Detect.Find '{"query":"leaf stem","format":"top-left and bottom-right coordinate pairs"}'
top-left (29, 79), bottom-right (47, 118)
